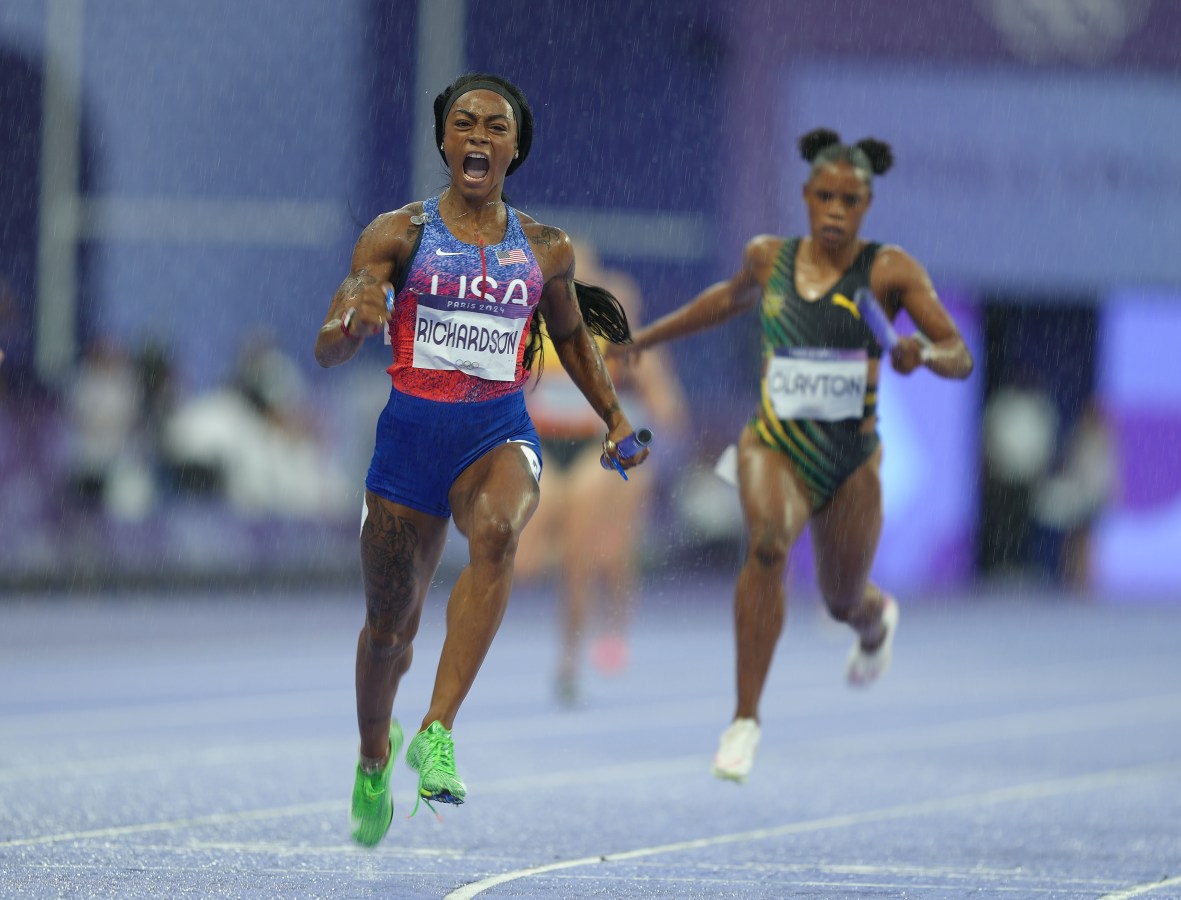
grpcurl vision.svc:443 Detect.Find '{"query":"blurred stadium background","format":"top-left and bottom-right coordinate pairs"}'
top-left (1, 0), bottom-right (1178, 598)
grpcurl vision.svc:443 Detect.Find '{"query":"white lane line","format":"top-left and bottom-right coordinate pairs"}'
top-left (6, 691), bottom-right (1181, 783)
top-left (0, 738), bottom-right (349, 784)
top-left (0, 755), bottom-right (707, 849)
top-left (1099, 876), bottom-right (1181, 899)
top-left (554, 874), bottom-right (1068, 895)
top-left (180, 840), bottom-right (466, 859)
top-left (0, 689), bottom-right (351, 735)
top-left (443, 760), bottom-right (1181, 899)
top-left (0, 801), bottom-right (336, 848)
top-left (4, 696), bottom-right (1180, 850)
top-left (5, 856), bottom-right (1111, 893)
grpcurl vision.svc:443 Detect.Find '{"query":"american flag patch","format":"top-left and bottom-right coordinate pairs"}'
top-left (495, 248), bottom-right (528, 265)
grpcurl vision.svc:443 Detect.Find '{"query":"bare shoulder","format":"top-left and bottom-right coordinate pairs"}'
top-left (745, 233), bottom-right (786, 266)
top-left (520, 215), bottom-right (574, 280)
top-left (741, 233), bottom-right (787, 282)
top-left (872, 243), bottom-right (923, 276)
top-left (352, 201), bottom-right (427, 269)
top-left (369, 201), bottom-right (428, 243)
top-left (871, 243), bottom-right (937, 312)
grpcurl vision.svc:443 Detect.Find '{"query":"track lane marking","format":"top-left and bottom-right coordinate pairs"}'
top-left (1099, 876), bottom-right (1181, 899)
top-left (443, 760), bottom-right (1181, 899)
top-left (5, 690), bottom-right (1181, 783)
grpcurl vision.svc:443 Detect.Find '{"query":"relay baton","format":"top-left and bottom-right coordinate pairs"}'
top-left (342, 287), bottom-right (393, 339)
top-left (382, 286), bottom-right (395, 343)
top-left (854, 287), bottom-right (898, 352)
top-left (600, 427), bottom-right (654, 481)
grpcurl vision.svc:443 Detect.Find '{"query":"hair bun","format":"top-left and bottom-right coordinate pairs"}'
top-left (799, 128), bottom-right (841, 163)
top-left (855, 138), bottom-right (894, 175)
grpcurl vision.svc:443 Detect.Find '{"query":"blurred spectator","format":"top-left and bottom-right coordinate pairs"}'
top-left (1032, 400), bottom-right (1119, 591)
top-left (65, 338), bottom-right (156, 519)
top-left (979, 372), bottom-right (1060, 581)
top-left (137, 341), bottom-right (176, 452)
top-left (163, 332), bottom-right (352, 518)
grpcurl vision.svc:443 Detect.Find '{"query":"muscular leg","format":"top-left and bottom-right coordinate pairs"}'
top-left (420, 443), bottom-right (540, 731)
top-left (356, 491), bottom-right (449, 762)
top-left (733, 425), bottom-right (812, 721)
top-left (811, 445), bottom-right (888, 650)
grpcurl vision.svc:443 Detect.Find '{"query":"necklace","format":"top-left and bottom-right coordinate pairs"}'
top-left (411, 194), bottom-right (501, 227)
top-left (443, 199), bottom-right (501, 224)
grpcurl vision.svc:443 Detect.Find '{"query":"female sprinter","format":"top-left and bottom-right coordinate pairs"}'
top-left (516, 238), bottom-right (688, 706)
top-left (315, 73), bottom-right (646, 845)
top-left (618, 128), bottom-right (973, 782)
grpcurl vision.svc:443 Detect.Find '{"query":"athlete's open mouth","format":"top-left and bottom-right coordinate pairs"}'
top-left (463, 153), bottom-right (490, 178)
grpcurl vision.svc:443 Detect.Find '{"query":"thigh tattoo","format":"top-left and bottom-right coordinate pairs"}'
top-left (361, 501), bottom-right (420, 629)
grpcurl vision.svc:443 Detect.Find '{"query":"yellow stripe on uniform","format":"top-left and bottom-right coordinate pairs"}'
top-left (755, 409), bottom-right (834, 489)
top-left (753, 417), bottom-right (827, 501)
top-left (758, 388), bottom-right (831, 475)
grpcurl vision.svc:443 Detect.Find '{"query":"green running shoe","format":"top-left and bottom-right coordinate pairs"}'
top-left (405, 721), bottom-right (466, 814)
top-left (350, 719), bottom-right (403, 847)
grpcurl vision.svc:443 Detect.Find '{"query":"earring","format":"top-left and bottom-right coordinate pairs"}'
top-left (514, 151), bottom-right (519, 159)
top-left (440, 143), bottom-right (444, 150)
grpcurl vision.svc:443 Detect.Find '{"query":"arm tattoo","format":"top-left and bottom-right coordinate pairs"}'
top-left (529, 226), bottom-right (561, 250)
top-left (360, 500), bottom-right (420, 633)
top-left (342, 268), bottom-right (377, 303)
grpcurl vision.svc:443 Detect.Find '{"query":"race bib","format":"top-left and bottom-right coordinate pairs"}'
top-left (765, 348), bottom-right (868, 421)
top-left (411, 293), bottom-right (530, 381)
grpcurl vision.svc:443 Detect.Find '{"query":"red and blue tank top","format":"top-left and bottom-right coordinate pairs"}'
top-left (386, 196), bottom-right (544, 402)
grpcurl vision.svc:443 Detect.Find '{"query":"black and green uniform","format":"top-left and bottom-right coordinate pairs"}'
top-left (751, 238), bottom-right (883, 510)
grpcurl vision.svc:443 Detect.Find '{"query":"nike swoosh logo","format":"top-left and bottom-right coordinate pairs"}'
top-left (435, 249), bottom-right (465, 256)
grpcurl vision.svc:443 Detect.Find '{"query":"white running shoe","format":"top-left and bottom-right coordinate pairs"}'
top-left (846, 595), bottom-right (900, 687)
top-left (711, 718), bottom-right (761, 783)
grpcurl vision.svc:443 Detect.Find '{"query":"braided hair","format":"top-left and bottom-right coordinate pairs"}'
top-left (524, 278), bottom-right (632, 377)
top-left (799, 128), bottom-right (894, 183)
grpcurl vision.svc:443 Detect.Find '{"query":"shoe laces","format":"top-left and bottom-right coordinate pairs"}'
top-left (408, 723), bottom-right (455, 820)
top-left (422, 723), bottom-right (456, 778)
top-left (362, 775), bottom-right (385, 802)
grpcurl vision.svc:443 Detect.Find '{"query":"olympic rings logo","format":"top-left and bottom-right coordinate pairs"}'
top-left (452, 359), bottom-right (482, 370)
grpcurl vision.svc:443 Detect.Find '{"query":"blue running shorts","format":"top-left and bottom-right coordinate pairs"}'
top-left (365, 387), bottom-right (542, 518)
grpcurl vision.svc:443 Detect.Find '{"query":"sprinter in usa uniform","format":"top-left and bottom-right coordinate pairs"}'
top-left (315, 73), bottom-right (645, 846)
